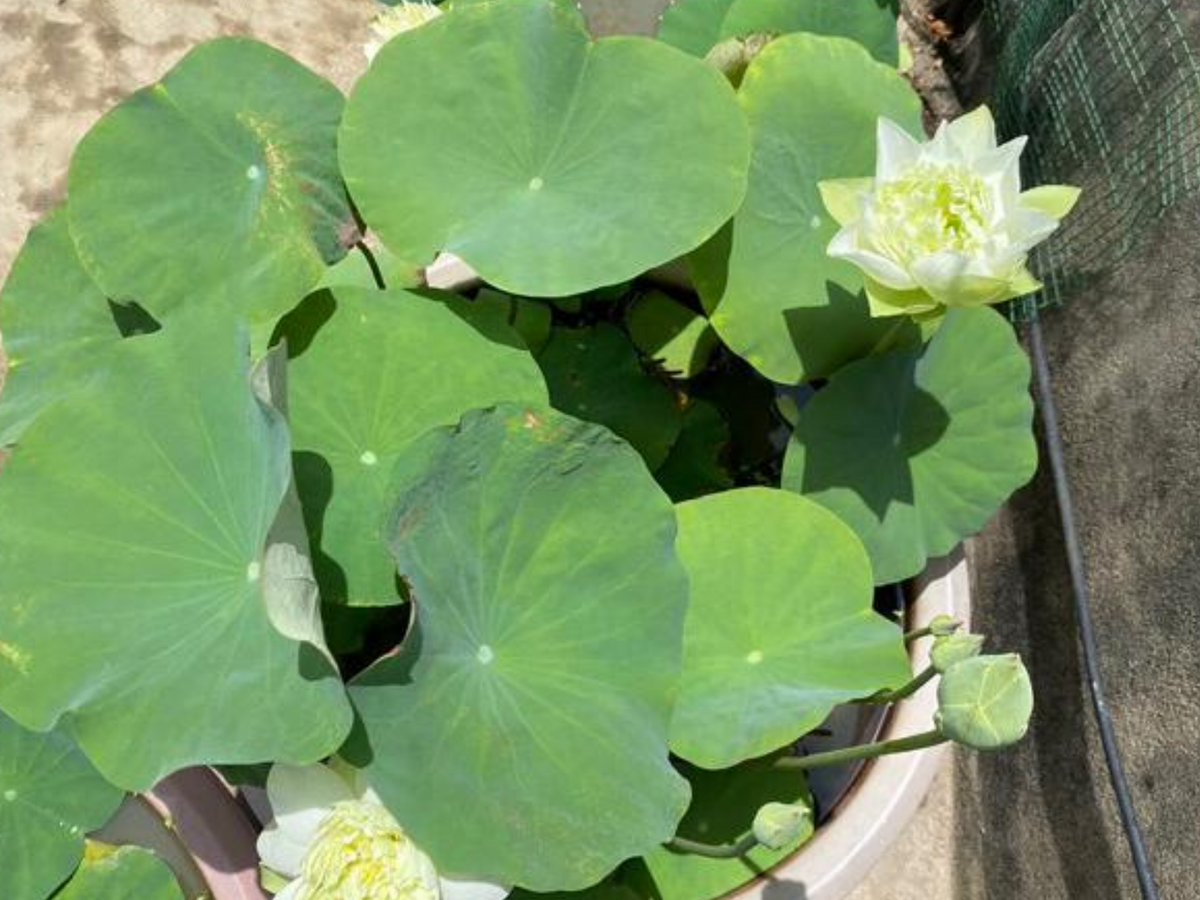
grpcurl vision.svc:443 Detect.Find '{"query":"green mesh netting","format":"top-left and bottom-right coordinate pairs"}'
top-left (984, 0), bottom-right (1200, 319)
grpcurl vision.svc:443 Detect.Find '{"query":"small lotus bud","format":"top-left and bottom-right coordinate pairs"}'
top-left (703, 33), bottom-right (776, 88)
top-left (935, 654), bottom-right (1033, 750)
top-left (930, 632), bottom-right (984, 673)
top-left (927, 614), bottom-right (960, 637)
top-left (752, 801), bottom-right (811, 851)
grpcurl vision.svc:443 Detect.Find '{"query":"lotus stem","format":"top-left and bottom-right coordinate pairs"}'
top-left (774, 729), bottom-right (947, 771)
top-left (859, 666), bottom-right (937, 704)
top-left (666, 832), bottom-right (760, 859)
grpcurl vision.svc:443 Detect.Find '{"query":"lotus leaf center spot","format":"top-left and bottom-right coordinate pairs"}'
top-left (746, 650), bottom-right (764, 665)
top-left (477, 644), bottom-right (495, 665)
top-left (246, 164), bottom-right (262, 181)
top-left (360, 450), bottom-right (379, 466)
top-left (529, 177), bottom-right (544, 191)
top-left (3, 790), bottom-right (16, 802)
top-left (810, 215), bottom-right (822, 229)
top-left (246, 561), bottom-right (262, 583)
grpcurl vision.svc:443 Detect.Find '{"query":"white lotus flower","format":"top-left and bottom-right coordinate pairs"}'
top-left (364, 1), bottom-right (443, 61)
top-left (820, 106), bottom-right (1080, 318)
top-left (257, 761), bottom-right (510, 900)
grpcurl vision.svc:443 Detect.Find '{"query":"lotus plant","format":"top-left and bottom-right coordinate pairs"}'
top-left (0, 1), bottom-right (1071, 899)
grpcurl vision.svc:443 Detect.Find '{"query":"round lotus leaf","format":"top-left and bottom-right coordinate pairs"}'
top-left (670, 487), bottom-right (909, 769)
top-left (340, 0), bottom-right (749, 297)
top-left (691, 33), bottom-right (921, 383)
top-left (0, 208), bottom-right (124, 446)
top-left (930, 632), bottom-right (985, 673)
top-left (626, 291), bottom-right (718, 379)
top-left (776, 284), bottom-right (923, 384)
top-left (657, 0), bottom-right (738, 57)
top-left (782, 308), bottom-right (1037, 585)
top-left (453, 0), bottom-right (584, 22)
top-left (429, 287), bottom-right (553, 354)
top-left (636, 757), bottom-right (812, 900)
top-left (0, 713), bottom-right (125, 900)
top-left (56, 844), bottom-right (183, 900)
top-left (283, 287), bottom-right (548, 606)
top-left (0, 315), bottom-right (352, 790)
top-left (511, 882), bottom-right (642, 900)
top-left (68, 38), bottom-right (353, 327)
top-left (935, 654), bottom-right (1034, 750)
top-left (351, 404), bottom-right (691, 890)
top-left (537, 324), bottom-right (683, 470)
top-left (719, 0), bottom-right (901, 65)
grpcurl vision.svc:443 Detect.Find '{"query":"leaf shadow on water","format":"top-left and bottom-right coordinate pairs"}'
top-left (792, 352), bottom-right (951, 522)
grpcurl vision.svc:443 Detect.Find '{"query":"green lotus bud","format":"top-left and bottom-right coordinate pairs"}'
top-left (703, 33), bottom-right (776, 88)
top-left (928, 614), bottom-right (960, 637)
top-left (930, 632), bottom-right (984, 673)
top-left (752, 801), bottom-right (810, 851)
top-left (935, 654), bottom-right (1033, 750)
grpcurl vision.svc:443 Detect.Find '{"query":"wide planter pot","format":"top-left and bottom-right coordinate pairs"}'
top-left (92, 768), bottom-right (267, 900)
top-left (746, 551), bottom-right (970, 900)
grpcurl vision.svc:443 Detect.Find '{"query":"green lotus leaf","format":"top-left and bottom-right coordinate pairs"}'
top-left (537, 324), bottom-right (683, 470)
top-left (777, 284), bottom-right (923, 384)
top-left (0, 208), bottom-right (124, 446)
top-left (351, 404), bottom-right (691, 890)
top-left (0, 713), bottom-right (125, 900)
top-left (340, 0), bottom-right (749, 297)
top-left (55, 844), bottom-right (183, 900)
top-left (0, 316), bottom-right (352, 789)
top-left (719, 0), bottom-right (900, 65)
top-left (430, 288), bottom-right (553, 354)
top-left (670, 488), bottom-right (909, 769)
top-left (658, 0), bottom-right (899, 66)
top-left (511, 880), bottom-right (642, 900)
top-left (935, 654), bottom-right (1034, 750)
top-left (626, 291), bottom-right (718, 379)
top-left (67, 38), bottom-right (353, 327)
top-left (635, 757), bottom-right (812, 900)
top-left (282, 287), bottom-right (548, 606)
top-left (782, 308), bottom-right (1037, 585)
top-left (691, 33), bottom-right (921, 383)
top-left (426, 289), bottom-right (526, 351)
top-left (657, 0), bottom-right (738, 56)
top-left (452, 0), bottom-right (584, 22)
top-left (654, 400), bottom-right (733, 502)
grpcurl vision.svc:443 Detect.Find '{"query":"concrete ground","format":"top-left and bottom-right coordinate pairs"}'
top-left (2, 1), bottom-right (1195, 899)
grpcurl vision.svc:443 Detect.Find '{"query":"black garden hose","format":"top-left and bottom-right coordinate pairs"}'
top-left (1027, 313), bottom-right (1161, 900)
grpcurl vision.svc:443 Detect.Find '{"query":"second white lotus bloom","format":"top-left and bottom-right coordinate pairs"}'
top-left (820, 106), bottom-right (1080, 318)
top-left (257, 761), bottom-right (510, 900)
